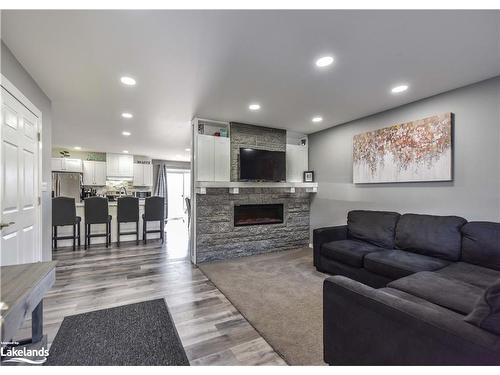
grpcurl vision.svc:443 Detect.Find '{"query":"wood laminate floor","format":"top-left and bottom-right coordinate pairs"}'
top-left (15, 221), bottom-right (286, 365)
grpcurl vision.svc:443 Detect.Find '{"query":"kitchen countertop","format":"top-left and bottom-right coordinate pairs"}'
top-left (76, 200), bottom-right (146, 207)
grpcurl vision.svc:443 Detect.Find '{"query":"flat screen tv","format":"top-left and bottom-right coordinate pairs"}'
top-left (239, 148), bottom-right (286, 182)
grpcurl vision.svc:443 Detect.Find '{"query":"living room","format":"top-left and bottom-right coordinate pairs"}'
top-left (1, 1), bottom-right (499, 370)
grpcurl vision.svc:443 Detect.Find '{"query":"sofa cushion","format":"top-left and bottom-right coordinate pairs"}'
top-left (395, 213), bottom-right (467, 261)
top-left (347, 210), bottom-right (400, 248)
top-left (436, 262), bottom-right (500, 289)
top-left (388, 272), bottom-right (484, 315)
top-left (380, 287), bottom-right (465, 318)
top-left (364, 250), bottom-right (450, 280)
top-left (321, 240), bottom-right (386, 268)
top-left (461, 222), bottom-right (500, 271)
top-left (465, 279), bottom-right (500, 335)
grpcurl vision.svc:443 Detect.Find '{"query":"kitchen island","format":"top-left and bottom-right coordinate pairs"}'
top-left (55, 199), bottom-right (161, 248)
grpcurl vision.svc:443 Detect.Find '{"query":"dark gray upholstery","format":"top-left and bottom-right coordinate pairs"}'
top-left (364, 250), bottom-right (450, 279)
top-left (461, 222), bottom-right (500, 271)
top-left (315, 256), bottom-right (391, 288)
top-left (321, 240), bottom-right (385, 267)
top-left (395, 213), bottom-right (466, 261)
top-left (313, 225), bottom-right (347, 268)
top-left (465, 279), bottom-right (500, 335)
top-left (117, 196), bottom-right (139, 223)
top-left (324, 276), bottom-right (500, 365)
top-left (388, 271), bottom-right (483, 315)
top-left (84, 197), bottom-right (110, 224)
top-left (52, 197), bottom-right (79, 226)
top-left (347, 210), bottom-right (400, 248)
top-left (142, 196), bottom-right (165, 244)
top-left (436, 262), bottom-right (500, 289)
top-left (379, 287), bottom-right (465, 318)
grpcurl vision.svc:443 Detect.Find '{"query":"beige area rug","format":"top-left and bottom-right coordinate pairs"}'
top-left (199, 248), bottom-right (328, 365)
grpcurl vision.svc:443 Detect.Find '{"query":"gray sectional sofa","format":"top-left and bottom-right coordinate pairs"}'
top-left (313, 210), bottom-right (500, 365)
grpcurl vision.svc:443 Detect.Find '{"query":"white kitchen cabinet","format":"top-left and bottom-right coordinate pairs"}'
top-left (286, 144), bottom-right (308, 182)
top-left (107, 153), bottom-right (133, 178)
top-left (195, 134), bottom-right (230, 182)
top-left (83, 160), bottom-right (107, 186)
top-left (51, 157), bottom-right (83, 173)
top-left (213, 136), bottom-right (230, 181)
top-left (133, 164), bottom-right (153, 186)
top-left (196, 134), bottom-right (215, 181)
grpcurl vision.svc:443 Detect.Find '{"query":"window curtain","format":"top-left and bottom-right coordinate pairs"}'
top-left (154, 164), bottom-right (168, 219)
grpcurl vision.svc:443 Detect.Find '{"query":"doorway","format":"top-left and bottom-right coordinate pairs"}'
top-left (165, 169), bottom-right (190, 260)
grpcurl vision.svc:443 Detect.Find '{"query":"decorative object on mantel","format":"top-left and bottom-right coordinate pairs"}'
top-left (303, 171), bottom-right (314, 182)
top-left (353, 112), bottom-right (453, 183)
top-left (59, 150), bottom-right (70, 158)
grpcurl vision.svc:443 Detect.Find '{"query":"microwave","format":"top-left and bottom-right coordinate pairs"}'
top-left (135, 191), bottom-right (152, 199)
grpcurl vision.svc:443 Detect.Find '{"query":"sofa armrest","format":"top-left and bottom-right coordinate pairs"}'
top-left (313, 225), bottom-right (348, 268)
top-left (323, 276), bottom-right (500, 365)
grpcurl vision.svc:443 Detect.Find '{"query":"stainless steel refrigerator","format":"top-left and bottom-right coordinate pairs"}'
top-left (52, 172), bottom-right (82, 201)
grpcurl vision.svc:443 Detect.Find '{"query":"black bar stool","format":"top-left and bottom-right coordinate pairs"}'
top-left (84, 197), bottom-right (112, 249)
top-left (142, 196), bottom-right (165, 244)
top-left (117, 196), bottom-right (139, 246)
top-left (52, 197), bottom-right (81, 251)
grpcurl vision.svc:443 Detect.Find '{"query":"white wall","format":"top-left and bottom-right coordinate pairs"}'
top-left (308, 76), bottom-right (500, 234)
top-left (1, 41), bottom-right (53, 261)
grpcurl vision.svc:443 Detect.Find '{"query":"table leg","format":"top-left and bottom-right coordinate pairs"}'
top-left (31, 301), bottom-right (43, 344)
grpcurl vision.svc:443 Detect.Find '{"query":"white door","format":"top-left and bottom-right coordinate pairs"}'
top-left (1, 86), bottom-right (41, 266)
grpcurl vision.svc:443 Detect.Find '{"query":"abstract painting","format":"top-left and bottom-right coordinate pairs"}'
top-left (353, 113), bottom-right (453, 183)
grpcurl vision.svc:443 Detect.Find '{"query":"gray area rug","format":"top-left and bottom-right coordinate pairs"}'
top-left (46, 299), bottom-right (189, 366)
top-left (199, 248), bottom-right (328, 365)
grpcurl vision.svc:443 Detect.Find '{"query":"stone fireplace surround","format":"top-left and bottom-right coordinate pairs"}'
top-left (194, 122), bottom-right (312, 263)
top-left (196, 188), bottom-right (310, 263)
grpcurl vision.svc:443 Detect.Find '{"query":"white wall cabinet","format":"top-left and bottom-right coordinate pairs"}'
top-left (107, 153), bottom-right (133, 178)
top-left (286, 144), bottom-right (308, 182)
top-left (83, 160), bottom-right (107, 186)
top-left (51, 158), bottom-right (83, 173)
top-left (195, 134), bottom-right (230, 182)
top-left (133, 164), bottom-right (153, 186)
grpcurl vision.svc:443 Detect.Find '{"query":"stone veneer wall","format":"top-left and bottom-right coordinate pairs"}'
top-left (230, 122), bottom-right (286, 181)
top-left (196, 188), bottom-right (310, 263)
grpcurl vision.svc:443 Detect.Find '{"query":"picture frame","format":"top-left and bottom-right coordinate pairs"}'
top-left (303, 171), bottom-right (314, 182)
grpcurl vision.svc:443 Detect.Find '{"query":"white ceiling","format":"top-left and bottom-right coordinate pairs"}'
top-left (2, 10), bottom-right (499, 161)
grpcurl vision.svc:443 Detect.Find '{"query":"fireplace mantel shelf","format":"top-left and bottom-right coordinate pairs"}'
top-left (195, 181), bottom-right (318, 194)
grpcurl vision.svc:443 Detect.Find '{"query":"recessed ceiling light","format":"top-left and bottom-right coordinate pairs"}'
top-left (391, 85), bottom-right (409, 94)
top-left (122, 131), bottom-right (131, 136)
top-left (315, 56), bottom-right (334, 68)
top-left (121, 112), bottom-right (133, 119)
top-left (249, 103), bottom-right (260, 111)
top-left (74, 146), bottom-right (82, 150)
top-left (123, 150), bottom-right (129, 154)
top-left (312, 116), bottom-right (323, 123)
top-left (120, 76), bottom-right (136, 86)
top-left (185, 148), bottom-right (191, 152)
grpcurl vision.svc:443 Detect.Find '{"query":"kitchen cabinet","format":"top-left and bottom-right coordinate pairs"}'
top-left (51, 157), bottom-right (83, 173)
top-left (83, 160), bottom-right (107, 186)
top-left (133, 163), bottom-right (153, 186)
top-left (195, 134), bottom-right (230, 182)
top-left (286, 144), bottom-right (308, 182)
top-left (106, 153), bottom-right (133, 178)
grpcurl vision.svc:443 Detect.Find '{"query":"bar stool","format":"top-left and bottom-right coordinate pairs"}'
top-left (84, 197), bottom-right (112, 249)
top-left (117, 196), bottom-right (139, 246)
top-left (52, 197), bottom-right (81, 251)
top-left (142, 196), bottom-right (165, 244)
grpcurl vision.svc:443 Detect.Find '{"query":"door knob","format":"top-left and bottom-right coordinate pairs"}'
top-left (0, 222), bottom-right (15, 229)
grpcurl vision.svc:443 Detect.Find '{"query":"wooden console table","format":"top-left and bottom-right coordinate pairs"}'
top-left (1, 261), bottom-right (56, 346)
